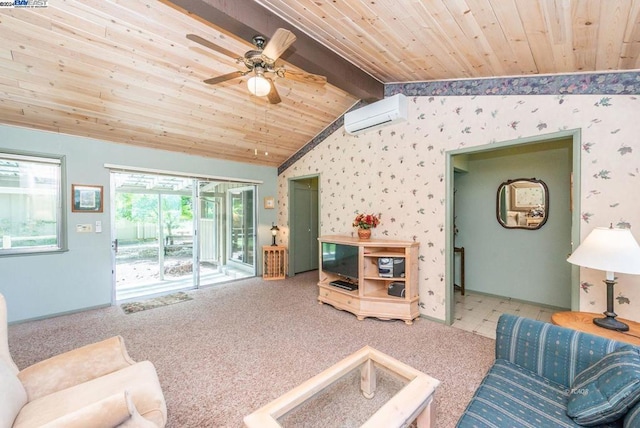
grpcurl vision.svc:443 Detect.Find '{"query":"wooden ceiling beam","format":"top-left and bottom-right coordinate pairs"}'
top-left (161, 0), bottom-right (384, 102)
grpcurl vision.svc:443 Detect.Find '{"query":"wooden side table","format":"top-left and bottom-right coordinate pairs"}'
top-left (551, 311), bottom-right (640, 346)
top-left (263, 246), bottom-right (287, 280)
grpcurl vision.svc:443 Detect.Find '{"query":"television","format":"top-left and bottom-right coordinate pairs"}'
top-left (321, 242), bottom-right (359, 281)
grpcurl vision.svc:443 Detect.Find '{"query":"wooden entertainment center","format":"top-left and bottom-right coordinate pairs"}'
top-left (318, 235), bottom-right (420, 325)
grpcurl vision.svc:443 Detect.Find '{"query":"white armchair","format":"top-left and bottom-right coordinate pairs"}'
top-left (0, 293), bottom-right (167, 427)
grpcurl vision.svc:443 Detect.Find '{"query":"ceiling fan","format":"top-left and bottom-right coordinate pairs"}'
top-left (187, 28), bottom-right (327, 104)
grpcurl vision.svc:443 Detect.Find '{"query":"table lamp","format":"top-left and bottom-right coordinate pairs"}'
top-left (270, 223), bottom-right (279, 246)
top-left (567, 225), bottom-right (640, 331)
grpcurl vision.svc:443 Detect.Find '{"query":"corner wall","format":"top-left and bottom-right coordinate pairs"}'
top-left (0, 125), bottom-right (277, 322)
top-left (278, 74), bottom-right (640, 322)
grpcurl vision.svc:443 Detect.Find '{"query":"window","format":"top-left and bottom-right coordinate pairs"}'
top-left (0, 151), bottom-right (66, 255)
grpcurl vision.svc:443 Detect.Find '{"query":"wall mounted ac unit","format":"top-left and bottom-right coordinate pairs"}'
top-left (344, 94), bottom-right (407, 135)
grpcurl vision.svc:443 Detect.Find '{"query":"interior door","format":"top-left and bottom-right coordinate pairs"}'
top-left (292, 177), bottom-right (319, 274)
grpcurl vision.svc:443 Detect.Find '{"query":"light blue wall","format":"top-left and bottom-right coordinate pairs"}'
top-left (454, 139), bottom-right (573, 308)
top-left (0, 125), bottom-right (277, 322)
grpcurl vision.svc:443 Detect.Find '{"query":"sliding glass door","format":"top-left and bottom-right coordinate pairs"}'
top-left (113, 174), bottom-right (195, 300)
top-left (197, 181), bottom-right (225, 284)
top-left (228, 186), bottom-right (255, 268)
top-left (112, 172), bottom-right (256, 301)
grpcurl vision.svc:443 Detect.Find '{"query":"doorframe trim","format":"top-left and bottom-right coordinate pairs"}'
top-left (287, 174), bottom-right (321, 277)
top-left (444, 129), bottom-right (582, 325)
top-left (110, 173), bottom-right (116, 304)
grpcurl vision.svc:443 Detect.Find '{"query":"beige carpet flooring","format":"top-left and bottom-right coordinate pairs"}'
top-left (7, 271), bottom-right (495, 427)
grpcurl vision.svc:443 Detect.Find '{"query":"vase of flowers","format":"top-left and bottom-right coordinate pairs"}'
top-left (353, 213), bottom-right (380, 240)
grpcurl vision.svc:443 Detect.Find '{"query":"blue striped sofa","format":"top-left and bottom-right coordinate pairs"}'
top-left (457, 314), bottom-right (640, 427)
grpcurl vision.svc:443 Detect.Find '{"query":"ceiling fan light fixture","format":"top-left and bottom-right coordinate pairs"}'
top-left (247, 72), bottom-right (271, 97)
top-left (190, 29), bottom-right (324, 105)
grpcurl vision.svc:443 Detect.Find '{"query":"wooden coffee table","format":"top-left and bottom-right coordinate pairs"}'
top-left (244, 346), bottom-right (440, 427)
top-left (551, 311), bottom-right (640, 346)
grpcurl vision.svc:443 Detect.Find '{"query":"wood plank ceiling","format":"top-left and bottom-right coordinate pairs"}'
top-left (0, 1), bottom-right (639, 167)
top-left (257, 0), bottom-right (640, 81)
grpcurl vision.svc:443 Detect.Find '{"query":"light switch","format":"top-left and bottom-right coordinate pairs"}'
top-left (76, 224), bottom-right (92, 233)
top-left (95, 220), bottom-right (102, 233)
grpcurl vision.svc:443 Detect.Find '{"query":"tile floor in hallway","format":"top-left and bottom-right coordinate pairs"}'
top-left (451, 290), bottom-right (557, 340)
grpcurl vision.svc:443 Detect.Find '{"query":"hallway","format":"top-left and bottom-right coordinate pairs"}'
top-left (452, 290), bottom-right (556, 339)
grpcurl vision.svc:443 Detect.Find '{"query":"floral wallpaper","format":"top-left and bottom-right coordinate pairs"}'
top-left (278, 72), bottom-right (640, 323)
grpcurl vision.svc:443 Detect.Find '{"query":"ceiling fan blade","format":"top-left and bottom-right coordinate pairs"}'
top-left (261, 28), bottom-right (297, 63)
top-left (186, 34), bottom-right (241, 60)
top-left (203, 71), bottom-right (246, 85)
top-left (282, 69), bottom-right (327, 86)
top-left (266, 79), bottom-right (281, 104)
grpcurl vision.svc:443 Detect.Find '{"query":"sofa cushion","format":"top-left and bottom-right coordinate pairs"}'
top-left (39, 391), bottom-right (132, 428)
top-left (624, 399), bottom-right (640, 428)
top-left (567, 346), bottom-right (640, 426)
top-left (495, 315), bottom-right (624, 388)
top-left (457, 359), bottom-right (583, 427)
top-left (0, 358), bottom-right (27, 428)
top-left (38, 390), bottom-right (158, 428)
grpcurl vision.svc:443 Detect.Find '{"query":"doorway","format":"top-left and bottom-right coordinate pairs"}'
top-left (289, 176), bottom-right (319, 275)
top-left (445, 130), bottom-right (582, 326)
top-left (112, 172), bottom-right (256, 301)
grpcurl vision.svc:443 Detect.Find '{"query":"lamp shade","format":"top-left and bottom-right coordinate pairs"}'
top-left (567, 227), bottom-right (640, 275)
top-left (247, 75), bottom-right (271, 97)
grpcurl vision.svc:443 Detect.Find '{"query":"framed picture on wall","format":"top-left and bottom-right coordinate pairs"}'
top-left (72, 184), bottom-right (103, 213)
top-left (264, 197), bottom-right (275, 209)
